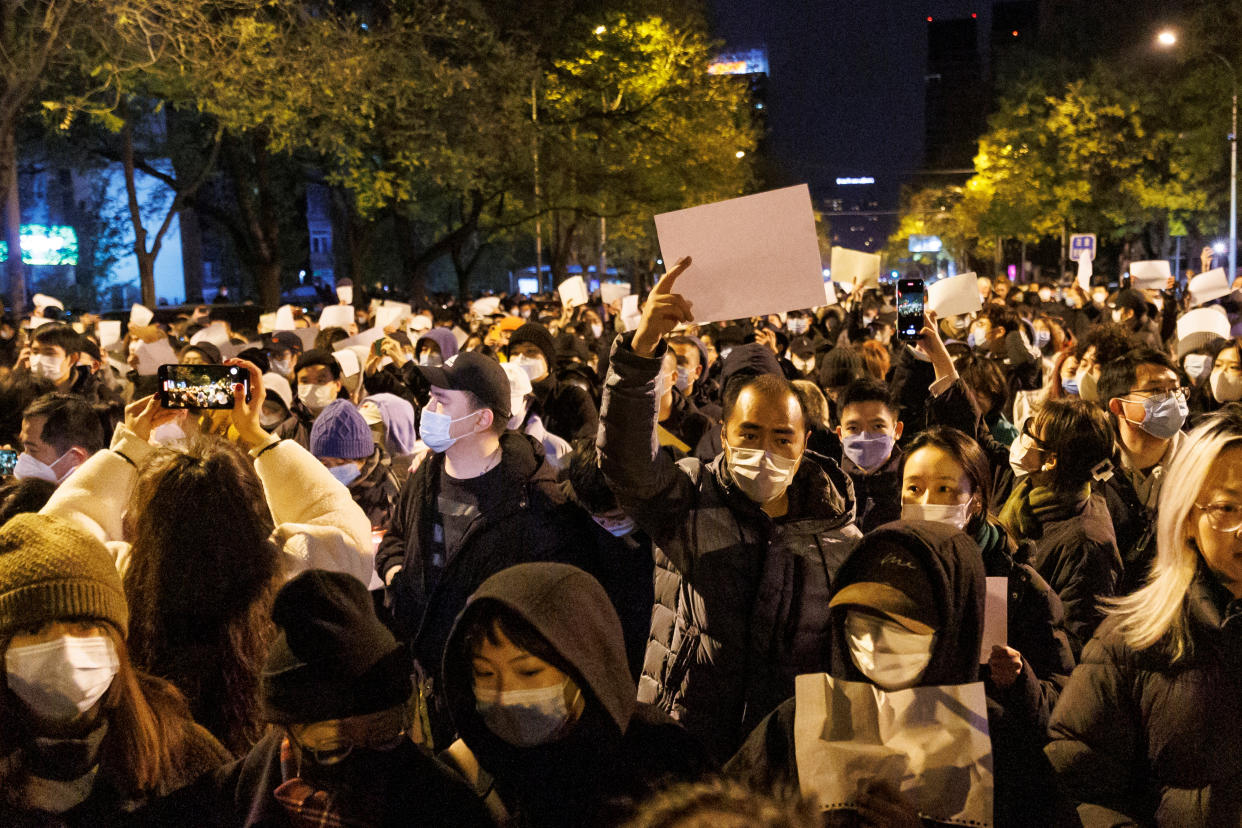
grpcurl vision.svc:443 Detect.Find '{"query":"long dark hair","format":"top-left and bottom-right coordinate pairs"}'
top-left (123, 436), bottom-right (280, 755)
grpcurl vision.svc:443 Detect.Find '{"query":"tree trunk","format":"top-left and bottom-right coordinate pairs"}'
top-left (0, 120), bottom-right (24, 310)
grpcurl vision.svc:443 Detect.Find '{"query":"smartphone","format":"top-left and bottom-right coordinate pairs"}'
top-left (896, 278), bottom-right (925, 341)
top-left (158, 364), bottom-right (249, 410)
top-left (372, 337), bottom-right (388, 357)
top-left (0, 448), bottom-right (16, 477)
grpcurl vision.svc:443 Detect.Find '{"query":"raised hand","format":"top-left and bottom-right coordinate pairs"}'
top-left (633, 256), bottom-right (694, 357)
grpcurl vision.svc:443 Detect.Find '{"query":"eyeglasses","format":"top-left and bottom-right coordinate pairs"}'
top-left (1196, 502), bottom-right (1242, 534)
top-left (1124, 387), bottom-right (1188, 405)
top-left (1020, 420), bottom-right (1046, 449)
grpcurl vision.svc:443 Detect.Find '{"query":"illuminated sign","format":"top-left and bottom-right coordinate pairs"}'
top-left (708, 47), bottom-right (768, 76)
top-left (835, 177), bottom-right (875, 185)
top-left (909, 234), bottom-right (943, 253)
top-left (0, 225), bottom-right (79, 266)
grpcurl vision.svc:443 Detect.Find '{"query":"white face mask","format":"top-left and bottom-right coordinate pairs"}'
top-left (511, 354), bottom-right (547, 382)
top-left (418, 352), bottom-right (443, 368)
top-left (475, 680), bottom-right (576, 747)
top-left (590, 323), bottom-right (604, 339)
top-left (6, 635), bottom-right (119, 721)
top-left (1074, 367), bottom-right (1099, 402)
top-left (14, 450), bottom-right (75, 484)
top-left (675, 367), bottom-right (692, 395)
top-left (29, 354), bottom-right (67, 381)
top-left (1211, 368), bottom-right (1242, 403)
top-left (725, 441), bottom-right (800, 504)
top-left (261, 408), bottom-right (287, 429)
top-left (1184, 354), bottom-right (1213, 382)
top-left (507, 396), bottom-right (529, 430)
top-left (1008, 433), bottom-right (1044, 477)
top-left (845, 611), bottom-right (935, 691)
top-left (901, 499), bottom-right (973, 531)
top-left (298, 382), bottom-right (338, 413)
top-left (269, 356), bottom-right (293, 377)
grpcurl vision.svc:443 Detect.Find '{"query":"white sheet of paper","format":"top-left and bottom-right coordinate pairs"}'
top-left (830, 246), bottom-right (882, 293)
top-left (1189, 268), bottom-right (1232, 307)
top-left (319, 305), bottom-right (355, 330)
top-left (620, 294), bottom-right (642, 331)
top-left (451, 326), bottom-right (468, 347)
top-left (471, 296), bottom-right (501, 317)
top-left (258, 313), bottom-right (277, 334)
top-left (28, 316), bottom-right (52, 329)
top-left (375, 303), bottom-right (409, 331)
top-left (97, 320), bottom-right (122, 350)
top-left (274, 305), bottom-right (297, 331)
top-left (33, 293), bottom-right (63, 311)
top-left (928, 272), bottom-right (982, 319)
top-left (134, 338), bottom-right (178, 376)
top-left (558, 276), bottom-right (589, 309)
top-left (293, 326), bottom-right (319, 352)
top-left (332, 347), bottom-right (362, 378)
top-left (336, 284), bottom-right (353, 305)
top-left (600, 282), bottom-right (632, 305)
top-left (655, 185), bottom-right (826, 323)
top-left (1129, 260), bottom-right (1171, 289)
top-left (823, 280), bottom-right (838, 306)
top-left (1177, 306), bottom-right (1231, 342)
top-left (332, 327), bottom-right (385, 352)
top-left (190, 321), bottom-right (231, 349)
top-left (794, 674), bottom-right (993, 827)
top-left (1077, 252), bottom-right (1093, 290)
top-left (981, 577), bottom-right (1009, 663)
top-left (130, 303), bottom-right (154, 327)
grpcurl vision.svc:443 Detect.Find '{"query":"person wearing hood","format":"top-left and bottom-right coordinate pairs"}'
top-left (311, 399), bottom-right (402, 534)
top-left (259, 372), bottom-right (311, 449)
top-left (377, 351), bottom-right (593, 748)
top-left (502, 361), bottom-right (572, 470)
top-left (654, 348), bottom-right (711, 459)
top-left (416, 327), bottom-right (460, 367)
top-left (667, 334), bottom-right (719, 421)
top-left (133, 569), bottom-right (491, 828)
top-left (440, 563), bottom-right (710, 827)
top-left (506, 322), bottom-right (599, 442)
top-left (358, 392), bottom-right (418, 479)
top-left (598, 258), bottom-right (861, 762)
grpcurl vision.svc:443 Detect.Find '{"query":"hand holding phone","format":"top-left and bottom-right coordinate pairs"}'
top-left (896, 278), bottom-right (925, 341)
top-left (158, 364), bottom-right (250, 410)
top-left (0, 448), bottom-right (17, 477)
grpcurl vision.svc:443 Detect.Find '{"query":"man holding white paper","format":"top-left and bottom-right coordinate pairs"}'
top-left (598, 257), bottom-right (861, 762)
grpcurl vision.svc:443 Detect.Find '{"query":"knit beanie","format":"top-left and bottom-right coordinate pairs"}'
top-left (508, 322), bottom-right (557, 368)
top-left (261, 570), bottom-right (412, 724)
top-left (0, 513), bottom-right (129, 638)
top-left (309, 399), bottom-right (374, 460)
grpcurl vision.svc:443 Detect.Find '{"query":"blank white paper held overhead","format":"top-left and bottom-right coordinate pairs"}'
top-left (654, 185), bottom-right (827, 324)
top-left (830, 247), bottom-right (881, 294)
top-left (1129, 260), bottom-right (1171, 290)
top-left (927, 272), bottom-right (982, 319)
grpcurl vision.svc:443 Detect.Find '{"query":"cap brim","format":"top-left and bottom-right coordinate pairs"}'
top-left (416, 364), bottom-right (452, 389)
top-left (829, 582), bottom-right (937, 635)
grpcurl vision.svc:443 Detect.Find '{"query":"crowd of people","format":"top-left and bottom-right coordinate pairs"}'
top-left (0, 258), bottom-right (1240, 826)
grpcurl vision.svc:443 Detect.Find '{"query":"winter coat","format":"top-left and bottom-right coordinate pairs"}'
top-left (599, 334), bottom-right (861, 762)
top-left (1046, 564), bottom-right (1242, 826)
top-left (840, 443), bottom-right (903, 533)
top-left (347, 445), bottom-right (402, 532)
top-left (440, 563), bottom-right (711, 828)
top-left (530, 375), bottom-right (598, 442)
top-left (1099, 468), bottom-right (1158, 597)
top-left (377, 432), bottom-right (595, 745)
top-left (128, 730), bottom-right (490, 828)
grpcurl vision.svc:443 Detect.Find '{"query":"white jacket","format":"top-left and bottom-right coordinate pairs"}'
top-left (41, 425), bottom-right (376, 586)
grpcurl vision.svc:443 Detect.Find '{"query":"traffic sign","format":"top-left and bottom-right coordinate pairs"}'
top-left (1069, 233), bottom-right (1097, 261)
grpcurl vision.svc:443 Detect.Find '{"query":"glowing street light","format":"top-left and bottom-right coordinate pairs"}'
top-left (594, 25), bottom-right (606, 35)
top-left (735, 150), bottom-right (746, 159)
top-left (1215, 240), bottom-right (1228, 254)
top-left (1156, 30), bottom-right (1176, 47)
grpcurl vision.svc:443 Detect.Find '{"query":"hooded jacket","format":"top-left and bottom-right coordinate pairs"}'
top-left (347, 444), bottom-right (402, 532)
top-left (441, 564), bottom-right (708, 828)
top-left (599, 335), bottom-right (861, 762)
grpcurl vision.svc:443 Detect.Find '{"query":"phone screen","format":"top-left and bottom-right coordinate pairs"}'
top-left (896, 279), bottom-right (925, 341)
top-left (158, 364), bottom-right (248, 410)
top-left (0, 449), bottom-right (16, 477)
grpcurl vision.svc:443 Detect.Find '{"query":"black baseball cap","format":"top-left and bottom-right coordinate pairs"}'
top-left (829, 538), bottom-right (940, 635)
top-left (417, 351), bottom-right (511, 420)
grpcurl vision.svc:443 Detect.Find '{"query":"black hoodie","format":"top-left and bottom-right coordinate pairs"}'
top-left (442, 563), bottom-right (710, 828)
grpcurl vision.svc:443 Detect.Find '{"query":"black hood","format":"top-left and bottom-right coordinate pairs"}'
top-left (829, 520), bottom-right (985, 686)
top-left (442, 563), bottom-right (635, 767)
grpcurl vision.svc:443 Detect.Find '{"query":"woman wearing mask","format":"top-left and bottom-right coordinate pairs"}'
top-left (0, 513), bottom-right (229, 822)
top-left (1047, 405), bottom-right (1242, 826)
top-left (41, 360), bottom-right (375, 755)
top-left (441, 563), bottom-right (710, 827)
top-left (1189, 337), bottom-right (1242, 420)
top-left (1000, 399), bottom-right (1121, 657)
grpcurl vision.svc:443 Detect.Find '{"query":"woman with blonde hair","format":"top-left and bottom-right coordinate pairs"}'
top-left (1046, 404), bottom-right (1242, 826)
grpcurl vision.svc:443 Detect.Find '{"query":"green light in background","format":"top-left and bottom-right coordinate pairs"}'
top-left (0, 225), bottom-right (79, 266)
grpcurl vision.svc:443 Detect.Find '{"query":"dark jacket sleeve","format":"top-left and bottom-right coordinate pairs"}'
top-left (723, 696), bottom-right (799, 794)
top-left (598, 335), bottom-right (703, 575)
top-left (375, 468), bottom-right (420, 584)
top-left (363, 365), bottom-right (419, 408)
top-left (926, 379), bottom-right (1011, 472)
top-left (1046, 629), bottom-right (1148, 826)
top-left (1052, 538), bottom-right (1122, 660)
top-left (552, 382), bottom-right (600, 442)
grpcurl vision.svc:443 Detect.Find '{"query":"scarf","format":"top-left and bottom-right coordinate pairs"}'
top-left (998, 476), bottom-right (1089, 541)
top-left (16, 722), bottom-right (108, 814)
top-left (272, 738), bottom-right (391, 828)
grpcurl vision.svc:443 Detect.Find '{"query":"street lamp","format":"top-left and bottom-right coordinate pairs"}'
top-left (1158, 29), bottom-right (1237, 281)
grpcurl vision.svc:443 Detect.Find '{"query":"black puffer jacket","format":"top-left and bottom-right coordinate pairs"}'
top-left (1047, 564), bottom-right (1242, 826)
top-left (441, 563), bottom-right (710, 828)
top-left (599, 335), bottom-right (861, 762)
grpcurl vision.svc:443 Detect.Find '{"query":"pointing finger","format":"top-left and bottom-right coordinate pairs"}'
top-left (652, 256), bottom-right (692, 295)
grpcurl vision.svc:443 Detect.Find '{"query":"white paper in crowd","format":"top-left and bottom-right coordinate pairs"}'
top-left (600, 282), bottom-right (632, 305)
top-left (1076, 252), bottom-right (1093, 291)
top-left (190, 321), bottom-right (231, 349)
top-left (927, 272), bottom-right (982, 319)
top-left (72, 321), bottom-right (85, 334)
top-left (97, 320), bottom-right (122, 350)
top-left (332, 327), bottom-right (385, 352)
top-left (558, 276), bottom-right (589, 309)
top-left (130, 303), bottom-right (154, 327)
top-left (408, 314), bottom-right (432, 333)
top-left (1176, 306), bottom-right (1231, 357)
top-left (980, 577), bottom-right (1009, 664)
top-left (336, 284), bottom-right (353, 305)
top-left (654, 185), bottom-right (825, 323)
top-left (620, 294), bottom-right (642, 332)
top-left (451, 325), bottom-right (469, 347)
top-left (293, 326), bottom-right (319, 352)
top-left (332, 347), bottom-right (362, 378)
top-left (830, 246), bottom-right (882, 294)
top-left (375, 303), bottom-right (408, 331)
top-left (28, 316), bottom-right (52, 329)
top-left (1129, 260), bottom-right (1171, 290)
top-left (823, 280), bottom-right (838, 306)
top-left (274, 305), bottom-right (297, 331)
top-left (471, 296), bottom-right (502, 317)
top-left (32, 293), bottom-right (64, 311)
top-left (1188, 268), bottom-right (1232, 307)
top-left (134, 338), bottom-right (178, 376)
top-left (318, 305), bottom-right (355, 330)
top-left (793, 674), bottom-right (993, 827)
top-left (258, 313), bottom-right (277, 334)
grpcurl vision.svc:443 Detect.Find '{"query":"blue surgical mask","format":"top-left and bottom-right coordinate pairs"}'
top-left (328, 463), bottom-right (362, 486)
top-left (841, 432), bottom-right (894, 472)
top-left (1128, 392), bottom-right (1188, 440)
top-left (1034, 330), bottom-right (1051, 349)
top-left (419, 409), bottom-right (478, 453)
top-left (1061, 377), bottom-right (1080, 396)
